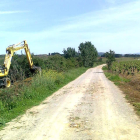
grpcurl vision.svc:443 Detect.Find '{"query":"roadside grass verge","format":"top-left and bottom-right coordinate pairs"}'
top-left (102, 65), bottom-right (140, 117)
top-left (104, 72), bottom-right (130, 85)
top-left (0, 67), bottom-right (88, 129)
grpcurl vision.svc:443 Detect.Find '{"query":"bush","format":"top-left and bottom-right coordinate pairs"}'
top-left (0, 118), bottom-right (5, 127)
top-left (45, 55), bottom-right (67, 72)
top-left (105, 50), bottom-right (116, 70)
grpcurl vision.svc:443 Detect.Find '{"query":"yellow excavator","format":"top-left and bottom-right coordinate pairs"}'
top-left (0, 40), bottom-right (41, 88)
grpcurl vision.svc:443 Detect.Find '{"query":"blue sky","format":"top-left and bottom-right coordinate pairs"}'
top-left (0, 0), bottom-right (140, 54)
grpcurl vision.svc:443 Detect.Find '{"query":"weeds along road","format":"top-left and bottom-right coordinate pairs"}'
top-left (0, 65), bottom-right (140, 140)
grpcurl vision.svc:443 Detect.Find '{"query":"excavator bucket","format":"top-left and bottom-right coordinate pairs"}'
top-left (31, 66), bottom-right (41, 75)
top-left (0, 77), bottom-right (11, 88)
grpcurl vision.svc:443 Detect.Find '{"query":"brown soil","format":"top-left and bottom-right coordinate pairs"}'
top-left (119, 74), bottom-right (140, 100)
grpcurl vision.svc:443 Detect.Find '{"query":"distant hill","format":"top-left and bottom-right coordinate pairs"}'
top-left (134, 53), bottom-right (140, 55)
top-left (98, 52), bottom-right (105, 56)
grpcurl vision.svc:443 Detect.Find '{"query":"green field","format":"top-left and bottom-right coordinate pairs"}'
top-left (102, 57), bottom-right (139, 63)
top-left (115, 57), bottom-right (140, 62)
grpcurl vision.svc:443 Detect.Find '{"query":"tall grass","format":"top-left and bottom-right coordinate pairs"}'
top-left (0, 67), bottom-right (88, 128)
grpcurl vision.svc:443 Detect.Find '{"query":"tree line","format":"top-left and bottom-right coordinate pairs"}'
top-left (101, 53), bottom-right (140, 58)
top-left (9, 41), bottom-right (100, 82)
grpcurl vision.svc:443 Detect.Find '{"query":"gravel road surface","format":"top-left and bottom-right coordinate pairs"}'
top-left (0, 65), bottom-right (140, 140)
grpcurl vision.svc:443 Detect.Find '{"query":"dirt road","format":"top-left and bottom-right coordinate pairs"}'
top-left (0, 65), bottom-right (140, 140)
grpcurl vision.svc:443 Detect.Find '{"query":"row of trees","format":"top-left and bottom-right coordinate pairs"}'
top-left (124, 54), bottom-right (140, 57)
top-left (63, 47), bottom-right (117, 71)
top-left (102, 53), bottom-right (140, 58)
top-left (9, 41), bottom-right (99, 82)
top-left (63, 42), bottom-right (98, 67)
top-left (101, 53), bottom-right (122, 58)
top-left (9, 41), bottom-right (118, 82)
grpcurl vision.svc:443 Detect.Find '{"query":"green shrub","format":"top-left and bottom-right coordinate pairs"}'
top-left (8, 53), bottom-right (84, 83)
top-left (0, 118), bottom-right (5, 127)
top-left (45, 55), bottom-right (67, 72)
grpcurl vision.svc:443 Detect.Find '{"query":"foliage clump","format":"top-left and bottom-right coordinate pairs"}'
top-left (63, 47), bottom-right (77, 59)
top-left (78, 42), bottom-right (98, 67)
top-left (105, 50), bottom-right (116, 70)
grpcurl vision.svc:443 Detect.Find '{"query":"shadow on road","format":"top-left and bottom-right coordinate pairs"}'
top-left (93, 72), bottom-right (104, 73)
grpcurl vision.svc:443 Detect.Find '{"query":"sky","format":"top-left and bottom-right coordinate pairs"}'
top-left (0, 0), bottom-right (140, 54)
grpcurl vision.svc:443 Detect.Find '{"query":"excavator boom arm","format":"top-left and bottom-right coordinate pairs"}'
top-left (0, 40), bottom-right (34, 77)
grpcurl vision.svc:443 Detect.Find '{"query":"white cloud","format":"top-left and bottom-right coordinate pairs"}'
top-left (0, 11), bottom-right (28, 14)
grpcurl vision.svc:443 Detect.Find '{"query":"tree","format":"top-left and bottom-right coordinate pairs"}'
top-left (105, 50), bottom-right (116, 70)
top-left (63, 47), bottom-right (77, 59)
top-left (78, 42), bottom-right (98, 67)
top-left (51, 52), bottom-right (60, 56)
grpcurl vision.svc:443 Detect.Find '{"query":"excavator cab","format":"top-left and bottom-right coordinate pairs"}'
top-left (0, 67), bottom-right (11, 88)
